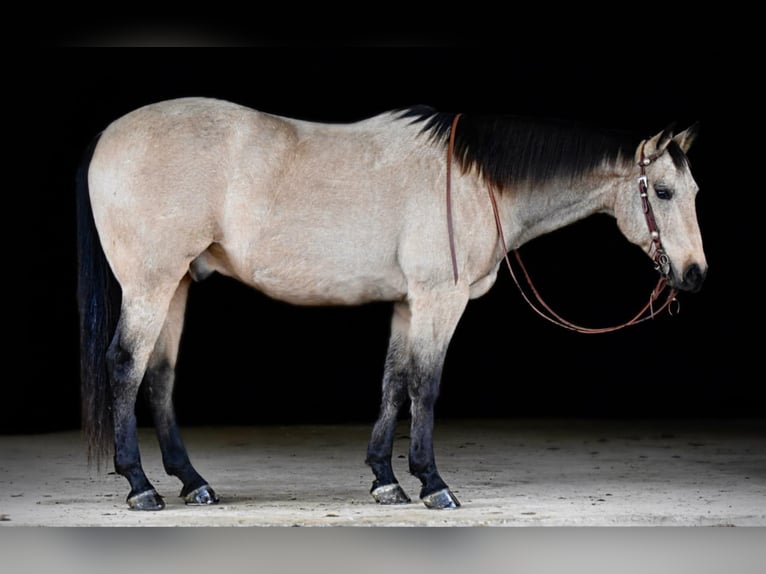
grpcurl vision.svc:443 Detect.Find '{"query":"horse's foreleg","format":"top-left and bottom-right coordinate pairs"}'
top-left (406, 288), bottom-right (468, 509)
top-left (143, 277), bottom-right (218, 506)
top-left (407, 361), bottom-right (460, 509)
top-left (366, 303), bottom-right (412, 504)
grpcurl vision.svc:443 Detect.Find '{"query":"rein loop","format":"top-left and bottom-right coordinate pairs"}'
top-left (446, 113), bottom-right (679, 333)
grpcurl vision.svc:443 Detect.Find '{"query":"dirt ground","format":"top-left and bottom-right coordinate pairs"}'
top-left (1, 418), bottom-right (764, 527)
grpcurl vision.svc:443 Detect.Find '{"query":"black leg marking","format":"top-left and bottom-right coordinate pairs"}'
top-left (143, 359), bottom-right (218, 505)
top-left (407, 359), bottom-right (460, 510)
top-left (366, 323), bottom-right (412, 505)
top-left (367, 295), bottom-right (466, 510)
top-left (107, 338), bottom-right (165, 510)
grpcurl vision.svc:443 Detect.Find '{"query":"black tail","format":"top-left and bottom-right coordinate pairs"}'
top-left (76, 132), bottom-right (120, 468)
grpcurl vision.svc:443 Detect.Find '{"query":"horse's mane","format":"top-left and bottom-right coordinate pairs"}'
top-left (399, 106), bottom-right (648, 191)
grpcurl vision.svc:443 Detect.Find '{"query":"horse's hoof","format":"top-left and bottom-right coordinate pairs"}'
top-left (421, 488), bottom-right (461, 509)
top-left (371, 483), bottom-right (411, 505)
top-left (183, 484), bottom-right (219, 505)
top-left (127, 489), bottom-right (166, 511)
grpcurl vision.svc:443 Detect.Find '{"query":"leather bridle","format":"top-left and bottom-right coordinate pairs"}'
top-left (445, 113), bottom-right (679, 333)
top-left (638, 141), bottom-right (672, 280)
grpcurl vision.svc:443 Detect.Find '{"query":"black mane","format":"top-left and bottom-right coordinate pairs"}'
top-left (399, 106), bottom-right (642, 191)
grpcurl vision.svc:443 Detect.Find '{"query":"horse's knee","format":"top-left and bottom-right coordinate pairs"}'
top-left (408, 377), bottom-right (440, 413)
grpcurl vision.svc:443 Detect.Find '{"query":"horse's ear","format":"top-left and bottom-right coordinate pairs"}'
top-left (655, 123), bottom-right (676, 153)
top-left (639, 123), bottom-right (677, 160)
top-left (673, 122), bottom-right (700, 153)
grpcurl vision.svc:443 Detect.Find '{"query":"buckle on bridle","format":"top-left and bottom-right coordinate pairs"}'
top-left (655, 252), bottom-right (671, 278)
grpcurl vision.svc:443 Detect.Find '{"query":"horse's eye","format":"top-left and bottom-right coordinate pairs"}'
top-left (654, 185), bottom-right (674, 200)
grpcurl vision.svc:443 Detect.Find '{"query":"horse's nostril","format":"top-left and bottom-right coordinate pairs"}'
top-left (683, 264), bottom-right (706, 292)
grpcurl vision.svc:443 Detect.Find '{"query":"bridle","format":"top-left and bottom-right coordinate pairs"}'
top-left (638, 141), bottom-right (672, 279)
top-left (445, 113), bottom-right (679, 334)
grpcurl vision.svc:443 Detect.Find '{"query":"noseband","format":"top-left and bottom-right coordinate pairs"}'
top-left (445, 113), bottom-right (679, 333)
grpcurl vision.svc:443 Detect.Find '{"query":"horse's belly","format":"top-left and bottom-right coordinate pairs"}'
top-left (248, 268), bottom-right (406, 306)
top-left (196, 246), bottom-right (406, 305)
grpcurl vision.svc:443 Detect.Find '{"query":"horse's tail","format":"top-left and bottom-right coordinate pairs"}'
top-left (76, 132), bottom-right (119, 468)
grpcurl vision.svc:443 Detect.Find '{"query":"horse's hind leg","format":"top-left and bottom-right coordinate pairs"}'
top-left (143, 276), bottom-right (218, 506)
top-left (108, 285), bottom-right (182, 510)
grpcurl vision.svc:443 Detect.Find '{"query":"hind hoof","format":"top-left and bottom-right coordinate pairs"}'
top-left (371, 483), bottom-right (411, 505)
top-left (421, 488), bottom-right (461, 509)
top-left (128, 489), bottom-right (166, 511)
top-left (183, 484), bottom-right (219, 505)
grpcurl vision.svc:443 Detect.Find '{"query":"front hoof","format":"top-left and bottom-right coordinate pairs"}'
top-left (421, 488), bottom-right (461, 509)
top-left (127, 489), bottom-right (166, 511)
top-left (371, 483), bottom-right (411, 505)
top-left (183, 484), bottom-right (219, 505)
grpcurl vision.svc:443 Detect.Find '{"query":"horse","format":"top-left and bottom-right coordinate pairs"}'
top-left (76, 98), bottom-right (706, 511)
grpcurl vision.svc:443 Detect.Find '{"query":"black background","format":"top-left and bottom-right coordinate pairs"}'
top-left (8, 25), bottom-right (761, 434)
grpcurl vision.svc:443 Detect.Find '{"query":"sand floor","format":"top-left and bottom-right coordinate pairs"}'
top-left (1, 418), bottom-right (764, 527)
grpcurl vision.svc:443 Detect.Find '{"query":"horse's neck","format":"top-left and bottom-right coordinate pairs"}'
top-left (500, 165), bottom-right (631, 249)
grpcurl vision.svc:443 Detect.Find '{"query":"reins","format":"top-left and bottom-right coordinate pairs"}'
top-left (446, 113), bottom-right (679, 334)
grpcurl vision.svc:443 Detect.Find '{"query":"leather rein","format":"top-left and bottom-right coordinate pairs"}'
top-left (445, 113), bottom-right (679, 334)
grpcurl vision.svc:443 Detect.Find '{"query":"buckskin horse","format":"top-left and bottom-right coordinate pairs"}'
top-left (77, 98), bottom-right (705, 510)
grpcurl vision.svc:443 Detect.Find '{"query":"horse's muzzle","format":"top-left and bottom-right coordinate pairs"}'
top-left (673, 263), bottom-right (707, 293)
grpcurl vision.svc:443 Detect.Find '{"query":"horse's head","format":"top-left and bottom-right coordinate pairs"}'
top-left (614, 123), bottom-right (707, 293)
